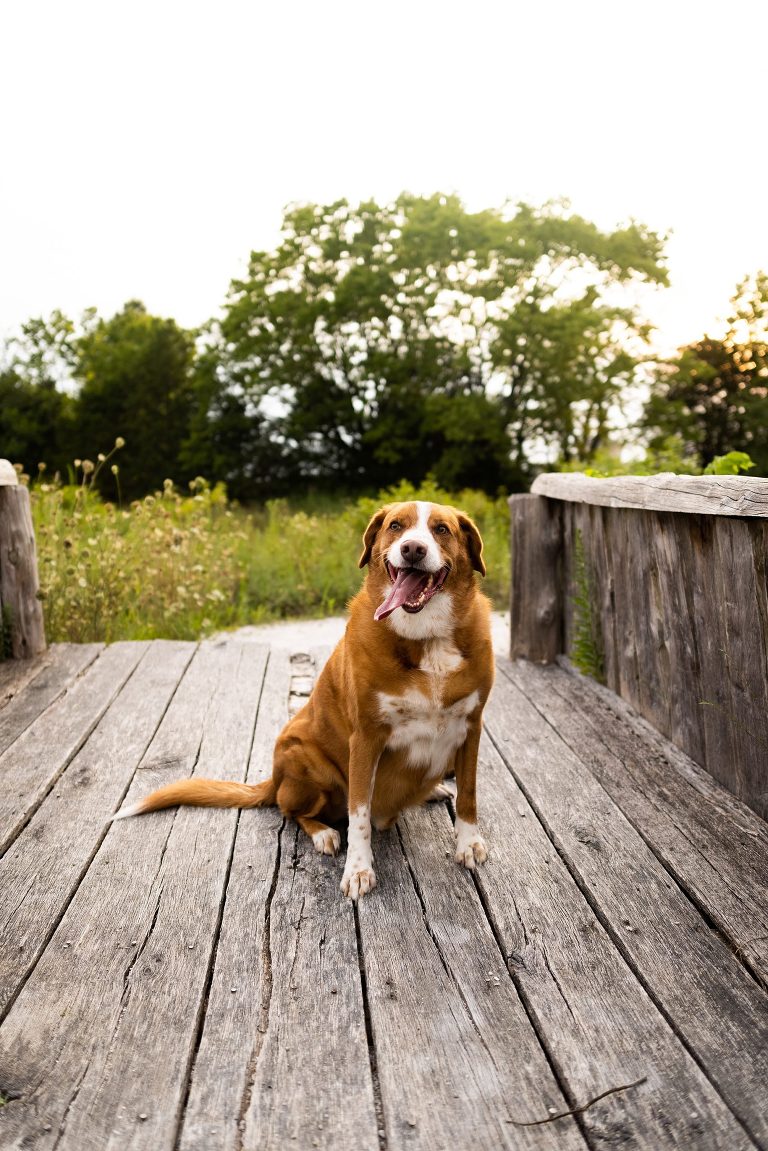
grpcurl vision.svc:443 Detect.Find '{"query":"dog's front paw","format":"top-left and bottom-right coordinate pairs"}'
top-left (312, 828), bottom-right (341, 856)
top-left (454, 819), bottom-right (488, 870)
top-left (340, 866), bottom-right (377, 901)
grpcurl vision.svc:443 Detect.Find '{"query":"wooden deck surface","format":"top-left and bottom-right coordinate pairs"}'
top-left (0, 637), bottom-right (767, 1151)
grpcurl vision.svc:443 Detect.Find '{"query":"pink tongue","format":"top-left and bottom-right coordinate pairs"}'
top-left (374, 570), bottom-right (429, 621)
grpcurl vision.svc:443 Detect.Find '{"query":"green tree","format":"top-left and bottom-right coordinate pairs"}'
top-left (215, 194), bottom-right (667, 492)
top-left (0, 310), bottom-right (80, 476)
top-left (644, 273), bottom-right (768, 474)
top-left (494, 289), bottom-right (647, 466)
top-left (75, 301), bottom-right (196, 497)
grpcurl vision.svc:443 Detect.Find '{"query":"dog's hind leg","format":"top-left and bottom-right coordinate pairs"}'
top-left (276, 775), bottom-right (341, 856)
top-left (296, 815), bottom-right (341, 856)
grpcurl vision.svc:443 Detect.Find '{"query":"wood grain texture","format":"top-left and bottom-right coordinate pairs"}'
top-left (485, 668), bottom-right (768, 1147)
top-left (0, 641), bottom-right (195, 1018)
top-left (357, 819), bottom-right (583, 1151)
top-left (0, 640), bottom-right (267, 1151)
top-left (509, 494), bottom-right (563, 662)
top-left (526, 657), bottom-right (768, 990)
top-left (392, 803), bottom-right (587, 1150)
top-left (237, 823), bottom-right (379, 1151)
top-left (474, 714), bottom-right (755, 1148)
top-left (532, 471), bottom-right (768, 516)
top-left (178, 649), bottom-right (379, 1151)
top-left (556, 502), bottom-right (768, 820)
top-left (0, 649), bottom-right (49, 710)
top-left (0, 642), bottom-right (102, 756)
top-left (0, 484), bottom-right (46, 658)
top-left (0, 641), bottom-right (147, 853)
top-left (176, 647), bottom-right (291, 1151)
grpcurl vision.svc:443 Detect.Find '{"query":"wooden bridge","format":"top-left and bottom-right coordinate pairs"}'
top-left (0, 470), bottom-right (767, 1150)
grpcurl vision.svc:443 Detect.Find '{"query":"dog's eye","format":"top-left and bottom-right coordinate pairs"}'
top-left (389, 521), bottom-right (402, 532)
top-left (434, 523), bottom-right (449, 535)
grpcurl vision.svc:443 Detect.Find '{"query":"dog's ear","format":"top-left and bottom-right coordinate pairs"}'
top-left (359, 506), bottom-right (390, 569)
top-left (457, 513), bottom-right (486, 576)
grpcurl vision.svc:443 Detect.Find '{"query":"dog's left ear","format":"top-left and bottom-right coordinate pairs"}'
top-left (359, 506), bottom-right (390, 569)
top-left (457, 513), bottom-right (486, 576)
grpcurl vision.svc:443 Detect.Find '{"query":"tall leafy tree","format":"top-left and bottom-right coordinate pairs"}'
top-left (215, 194), bottom-right (667, 491)
top-left (0, 310), bottom-right (80, 476)
top-left (75, 301), bottom-right (196, 497)
top-left (644, 273), bottom-right (768, 473)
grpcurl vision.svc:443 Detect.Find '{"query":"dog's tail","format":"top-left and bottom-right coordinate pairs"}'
top-left (111, 778), bottom-right (277, 821)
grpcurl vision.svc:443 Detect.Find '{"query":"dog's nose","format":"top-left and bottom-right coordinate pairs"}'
top-left (401, 540), bottom-right (427, 564)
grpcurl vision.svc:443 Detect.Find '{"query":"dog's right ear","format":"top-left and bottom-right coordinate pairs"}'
top-left (359, 507), bottom-right (390, 568)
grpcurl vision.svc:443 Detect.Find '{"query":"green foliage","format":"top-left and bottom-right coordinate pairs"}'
top-left (570, 529), bottom-right (605, 683)
top-left (644, 272), bottom-right (768, 475)
top-left (2, 195), bottom-right (668, 498)
top-left (702, 451), bottom-right (755, 475)
top-left (211, 193), bottom-right (666, 493)
top-left (30, 471), bottom-right (510, 643)
top-left (75, 301), bottom-right (197, 499)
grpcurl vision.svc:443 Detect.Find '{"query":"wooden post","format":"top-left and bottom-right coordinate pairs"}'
top-left (0, 461), bottom-right (46, 658)
top-left (509, 493), bottom-right (563, 663)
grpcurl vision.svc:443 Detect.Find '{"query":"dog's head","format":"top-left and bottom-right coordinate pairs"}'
top-left (358, 500), bottom-right (485, 626)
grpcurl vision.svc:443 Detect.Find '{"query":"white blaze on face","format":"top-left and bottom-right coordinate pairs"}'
top-left (387, 501), bottom-right (443, 573)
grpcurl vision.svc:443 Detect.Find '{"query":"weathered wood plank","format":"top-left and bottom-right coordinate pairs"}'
top-left (712, 517), bottom-right (768, 816)
top-left (519, 657), bottom-right (768, 990)
top-left (645, 512), bottom-right (706, 763)
top-left (485, 668), bottom-right (768, 1146)
top-left (0, 642), bottom-right (103, 757)
top-left (0, 649), bottom-right (48, 710)
top-left (237, 823), bottom-right (378, 1151)
top-left (0, 483), bottom-right (46, 657)
top-left (389, 802), bottom-right (587, 1150)
top-left (0, 640), bottom-right (267, 1151)
top-left (509, 493), bottom-right (563, 662)
top-left (532, 471), bottom-right (768, 516)
top-left (0, 641), bottom-right (148, 853)
top-left (179, 648), bottom-right (378, 1151)
top-left (360, 816), bottom-right (596, 1150)
top-left (0, 641), bottom-right (195, 1019)
top-left (684, 515), bottom-right (744, 795)
top-left (176, 648), bottom-right (290, 1150)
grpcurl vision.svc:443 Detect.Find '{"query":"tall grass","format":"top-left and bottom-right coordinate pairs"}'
top-left (30, 470), bottom-right (510, 644)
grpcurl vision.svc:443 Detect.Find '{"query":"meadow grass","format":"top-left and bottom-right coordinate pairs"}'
top-left (29, 472), bottom-right (510, 644)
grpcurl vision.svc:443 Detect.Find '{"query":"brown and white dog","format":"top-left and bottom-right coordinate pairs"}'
top-left (114, 501), bottom-right (494, 899)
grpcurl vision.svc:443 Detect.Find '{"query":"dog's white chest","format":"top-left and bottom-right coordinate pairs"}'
top-left (377, 642), bottom-right (478, 777)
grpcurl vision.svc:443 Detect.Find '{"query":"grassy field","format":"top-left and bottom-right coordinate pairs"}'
top-left (30, 474), bottom-right (510, 644)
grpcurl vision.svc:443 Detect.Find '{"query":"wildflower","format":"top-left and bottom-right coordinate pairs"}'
top-left (111, 464), bottom-right (119, 475)
top-left (82, 460), bottom-right (95, 475)
top-left (98, 453), bottom-right (106, 463)
top-left (115, 437), bottom-right (125, 449)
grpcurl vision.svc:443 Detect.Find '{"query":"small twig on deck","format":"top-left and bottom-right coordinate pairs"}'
top-left (508, 1076), bottom-right (647, 1127)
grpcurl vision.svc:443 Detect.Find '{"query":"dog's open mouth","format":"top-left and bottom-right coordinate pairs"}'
top-left (374, 563), bottom-right (450, 620)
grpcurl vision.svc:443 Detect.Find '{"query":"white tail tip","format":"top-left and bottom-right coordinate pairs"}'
top-left (110, 800), bottom-right (144, 822)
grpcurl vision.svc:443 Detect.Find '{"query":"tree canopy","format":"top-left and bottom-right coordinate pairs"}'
top-left (21, 192), bottom-right (767, 497)
top-left (644, 273), bottom-right (768, 474)
top-left (197, 194), bottom-right (667, 494)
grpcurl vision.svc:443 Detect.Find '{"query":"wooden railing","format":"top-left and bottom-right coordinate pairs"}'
top-left (0, 460), bottom-right (46, 659)
top-left (510, 473), bottom-right (768, 820)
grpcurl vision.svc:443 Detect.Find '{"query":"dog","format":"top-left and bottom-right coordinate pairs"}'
top-left (114, 501), bottom-right (494, 900)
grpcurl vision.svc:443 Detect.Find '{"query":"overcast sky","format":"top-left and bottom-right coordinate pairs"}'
top-left (2, 0), bottom-right (766, 354)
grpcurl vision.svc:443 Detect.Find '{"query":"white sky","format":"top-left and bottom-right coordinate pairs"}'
top-left (2, 0), bottom-right (766, 356)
